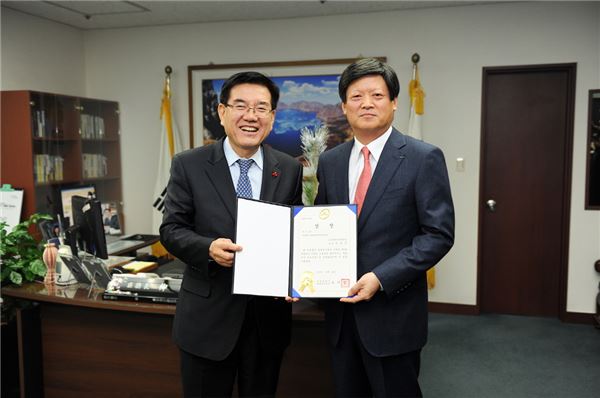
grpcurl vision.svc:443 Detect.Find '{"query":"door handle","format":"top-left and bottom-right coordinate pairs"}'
top-left (486, 199), bottom-right (497, 212)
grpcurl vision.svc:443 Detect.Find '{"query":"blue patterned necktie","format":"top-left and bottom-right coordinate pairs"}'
top-left (236, 159), bottom-right (254, 199)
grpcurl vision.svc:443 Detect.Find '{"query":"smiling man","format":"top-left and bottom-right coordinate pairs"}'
top-left (160, 72), bottom-right (303, 397)
top-left (315, 58), bottom-right (455, 397)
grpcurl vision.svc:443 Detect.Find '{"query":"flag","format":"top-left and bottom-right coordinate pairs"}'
top-left (408, 62), bottom-right (435, 289)
top-left (408, 65), bottom-right (425, 140)
top-left (152, 75), bottom-right (184, 236)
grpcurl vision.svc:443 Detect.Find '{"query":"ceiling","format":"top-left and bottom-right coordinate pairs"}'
top-left (2, 0), bottom-right (500, 30)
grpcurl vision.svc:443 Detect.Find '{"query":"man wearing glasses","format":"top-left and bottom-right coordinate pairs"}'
top-left (160, 71), bottom-right (303, 397)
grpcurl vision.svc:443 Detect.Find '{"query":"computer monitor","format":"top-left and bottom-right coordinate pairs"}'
top-left (70, 195), bottom-right (109, 260)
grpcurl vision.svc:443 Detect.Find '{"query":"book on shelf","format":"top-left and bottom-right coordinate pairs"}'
top-left (32, 110), bottom-right (46, 137)
top-left (80, 114), bottom-right (105, 139)
top-left (82, 153), bottom-right (108, 178)
top-left (32, 110), bottom-right (61, 138)
top-left (34, 154), bottom-right (64, 183)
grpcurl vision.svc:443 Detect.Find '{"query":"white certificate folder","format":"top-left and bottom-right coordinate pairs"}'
top-left (233, 198), bottom-right (357, 298)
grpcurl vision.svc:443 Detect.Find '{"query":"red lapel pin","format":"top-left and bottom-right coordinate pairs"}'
top-left (272, 171), bottom-right (279, 177)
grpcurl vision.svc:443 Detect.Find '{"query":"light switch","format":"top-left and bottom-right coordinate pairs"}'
top-left (456, 157), bottom-right (465, 172)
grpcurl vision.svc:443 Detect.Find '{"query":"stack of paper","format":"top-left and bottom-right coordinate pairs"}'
top-left (122, 261), bottom-right (158, 274)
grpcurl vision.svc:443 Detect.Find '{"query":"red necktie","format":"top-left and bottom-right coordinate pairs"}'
top-left (354, 146), bottom-right (372, 215)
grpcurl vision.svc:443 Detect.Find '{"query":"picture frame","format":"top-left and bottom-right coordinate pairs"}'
top-left (101, 201), bottom-right (123, 235)
top-left (586, 89), bottom-right (600, 209)
top-left (187, 57), bottom-right (386, 151)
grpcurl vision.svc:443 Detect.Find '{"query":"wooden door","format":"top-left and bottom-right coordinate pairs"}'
top-left (478, 64), bottom-right (575, 317)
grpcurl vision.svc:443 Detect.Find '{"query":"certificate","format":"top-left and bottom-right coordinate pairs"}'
top-left (0, 189), bottom-right (24, 232)
top-left (233, 198), bottom-right (357, 298)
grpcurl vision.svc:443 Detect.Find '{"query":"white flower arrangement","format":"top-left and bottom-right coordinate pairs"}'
top-left (300, 125), bottom-right (328, 205)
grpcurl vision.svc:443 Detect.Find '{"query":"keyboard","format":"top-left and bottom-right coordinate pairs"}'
top-left (106, 239), bottom-right (144, 255)
top-left (162, 272), bottom-right (183, 279)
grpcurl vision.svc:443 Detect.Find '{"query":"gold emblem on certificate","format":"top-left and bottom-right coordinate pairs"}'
top-left (298, 271), bottom-right (316, 293)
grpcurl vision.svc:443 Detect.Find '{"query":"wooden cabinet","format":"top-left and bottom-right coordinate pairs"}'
top-left (1, 90), bottom-right (122, 223)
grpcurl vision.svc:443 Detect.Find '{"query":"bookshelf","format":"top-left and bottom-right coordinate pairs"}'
top-left (1, 90), bottom-right (123, 224)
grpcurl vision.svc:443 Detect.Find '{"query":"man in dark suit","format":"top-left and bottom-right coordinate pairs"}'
top-left (160, 72), bottom-right (303, 397)
top-left (315, 58), bottom-right (455, 397)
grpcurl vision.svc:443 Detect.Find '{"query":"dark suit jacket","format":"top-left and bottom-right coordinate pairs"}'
top-left (315, 128), bottom-right (454, 357)
top-left (160, 139), bottom-right (303, 361)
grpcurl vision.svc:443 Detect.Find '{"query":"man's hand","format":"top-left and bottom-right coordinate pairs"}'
top-left (340, 272), bottom-right (381, 304)
top-left (209, 238), bottom-right (242, 267)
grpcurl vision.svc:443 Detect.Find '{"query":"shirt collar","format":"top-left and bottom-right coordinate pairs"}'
top-left (352, 126), bottom-right (393, 162)
top-left (223, 137), bottom-right (264, 170)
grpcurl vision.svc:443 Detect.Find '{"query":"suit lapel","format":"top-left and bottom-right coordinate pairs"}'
top-left (334, 141), bottom-right (353, 203)
top-left (358, 129), bottom-right (406, 232)
top-left (260, 145), bottom-right (281, 201)
top-left (205, 139), bottom-right (237, 221)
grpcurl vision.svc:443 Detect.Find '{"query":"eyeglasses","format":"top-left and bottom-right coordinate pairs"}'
top-left (224, 103), bottom-right (273, 117)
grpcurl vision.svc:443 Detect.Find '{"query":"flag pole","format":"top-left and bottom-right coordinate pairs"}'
top-left (165, 65), bottom-right (172, 96)
top-left (152, 65), bottom-right (177, 248)
top-left (162, 65), bottom-right (176, 157)
top-left (411, 53), bottom-right (420, 79)
top-left (409, 52), bottom-right (433, 289)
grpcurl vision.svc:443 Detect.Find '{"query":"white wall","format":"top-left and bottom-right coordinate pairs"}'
top-left (2, 2), bottom-right (599, 313)
top-left (0, 7), bottom-right (85, 95)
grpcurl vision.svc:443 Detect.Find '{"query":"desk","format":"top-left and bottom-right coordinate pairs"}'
top-left (106, 234), bottom-right (160, 256)
top-left (2, 283), bottom-right (333, 397)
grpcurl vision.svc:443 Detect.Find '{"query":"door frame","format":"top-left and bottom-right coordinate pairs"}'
top-left (476, 63), bottom-right (576, 320)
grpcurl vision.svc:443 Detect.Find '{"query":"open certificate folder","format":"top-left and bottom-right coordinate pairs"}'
top-left (233, 198), bottom-right (357, 298)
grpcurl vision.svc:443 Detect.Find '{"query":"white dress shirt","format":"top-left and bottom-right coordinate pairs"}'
top-left (348, 127), bottom-right (393, 202)
top-left (223, 137), bottom-right (263, 200)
